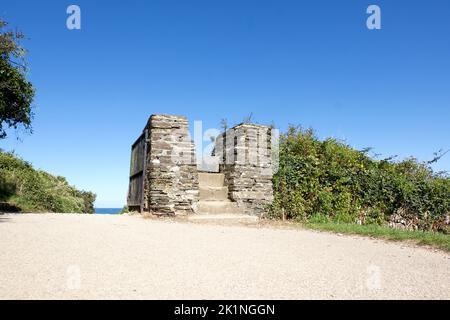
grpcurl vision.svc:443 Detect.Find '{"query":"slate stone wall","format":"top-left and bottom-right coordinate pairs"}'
top-left (214, 123), bottom-right (274, 215)
top-left (129, 115), bottom-right (274, 216)
top-left (144, 114), bottom-right (199, 215)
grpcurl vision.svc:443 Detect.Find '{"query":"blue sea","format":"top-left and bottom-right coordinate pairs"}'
top-left (95, 208), bottom-right (122, 214)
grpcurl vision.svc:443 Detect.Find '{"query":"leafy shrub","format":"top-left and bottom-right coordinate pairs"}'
top-left (119, 206), bottom-right (129, 215)
top-left (269, 126), bottom-right (450, 233)
top-left (0, 151), bottom-right (96, 213)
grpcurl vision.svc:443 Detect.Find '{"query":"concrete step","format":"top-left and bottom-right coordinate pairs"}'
top-left (197, 200), bottom-right (243, 214)
top-left (198, 172), bottom-right (225, 188)
top-left (199, 187), bottom-right (228, 201)
top-left (188, 213), bottom-right (259, 224)
top-left (197, 157), bottom-right (220, 173)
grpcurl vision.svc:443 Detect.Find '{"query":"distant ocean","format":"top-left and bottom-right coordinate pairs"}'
top-left (95, 208), bottom-right (122, 214)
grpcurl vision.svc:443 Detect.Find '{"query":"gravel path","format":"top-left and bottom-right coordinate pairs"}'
top-left (0, 213), bottom-right (448, 299)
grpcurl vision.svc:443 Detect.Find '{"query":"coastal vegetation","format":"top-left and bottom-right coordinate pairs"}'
top-left (0, 150), bottom-right (96, 213)
top-left (0, 19), bottom-right (95, 214)
top-left (269, 126), bottom-right (450, 235)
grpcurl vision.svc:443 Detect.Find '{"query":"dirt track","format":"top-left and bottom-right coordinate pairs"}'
top-left (0, 213), bottom-right (448, 299)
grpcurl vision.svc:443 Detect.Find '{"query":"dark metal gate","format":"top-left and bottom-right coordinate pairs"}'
top-left (127, 130), bottom-right (148, 212)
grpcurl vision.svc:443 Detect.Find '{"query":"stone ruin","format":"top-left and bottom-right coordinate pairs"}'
top-left (213, 123), bottom-right (274, 214)
top-left (127, 114), bottom-right (275, 217)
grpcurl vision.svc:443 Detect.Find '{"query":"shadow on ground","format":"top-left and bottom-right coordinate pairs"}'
top-left (0, 203), bottom-right (20, 222)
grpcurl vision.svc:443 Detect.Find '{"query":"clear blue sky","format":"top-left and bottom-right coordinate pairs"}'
top-left (1, 0), bottom-right (449, 207)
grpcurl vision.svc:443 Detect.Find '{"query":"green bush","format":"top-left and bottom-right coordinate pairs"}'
top-left (269, 126), bottom-right (450, 233)
top-left (0, 150), bottom-right (96, 213)
top-left (119, 206), bottom-right (129, 215)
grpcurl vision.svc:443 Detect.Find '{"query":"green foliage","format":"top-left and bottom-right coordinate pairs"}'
top-left (119, 206), bottom-right (129, 215)
top-left (0, 150), bottom-right (96, 213)
top-left (305, 222), bottom-right (450, 252)
top-left (269, 126), bottom-right (450, 233)
top-left (0, 18), bottom-right (34, 139)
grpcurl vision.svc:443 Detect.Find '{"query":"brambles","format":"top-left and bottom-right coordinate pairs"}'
top-left (269, 126), bottom-right (450, 233)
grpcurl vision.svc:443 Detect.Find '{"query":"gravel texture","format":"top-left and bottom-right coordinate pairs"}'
top-left (0, 213), bottom-right (448, 299)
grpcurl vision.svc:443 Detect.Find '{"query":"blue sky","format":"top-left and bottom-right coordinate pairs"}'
top-left (1, 0), bottom-right (449, 207)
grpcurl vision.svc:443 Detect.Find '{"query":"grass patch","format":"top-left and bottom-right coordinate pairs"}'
top-left (305, 222), bottom-right (450, 252)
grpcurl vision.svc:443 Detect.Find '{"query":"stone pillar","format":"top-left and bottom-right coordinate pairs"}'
top-left (144, 114), bottom-right (199, 215)
top-left (214, 123), bottom-right (274, 215)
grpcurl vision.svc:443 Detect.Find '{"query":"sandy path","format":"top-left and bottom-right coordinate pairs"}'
top-left (0, 213), bottom-right (448, 299)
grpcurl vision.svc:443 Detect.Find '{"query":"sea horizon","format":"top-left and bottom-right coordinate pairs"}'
top-left (95, 208), bottom-right (122, 214)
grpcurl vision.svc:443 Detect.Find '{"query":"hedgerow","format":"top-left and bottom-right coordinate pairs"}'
top-left (269, 126), bottom-right (450, 233)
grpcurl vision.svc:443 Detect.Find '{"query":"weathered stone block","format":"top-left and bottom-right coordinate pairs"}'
top-left (142, 114), bottom-right (199, 215)
top-left (214, 123), bottom-right (274, 216)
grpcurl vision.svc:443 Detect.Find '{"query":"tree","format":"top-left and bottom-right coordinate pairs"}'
top-left (0, 19), bottom-right (34, 139)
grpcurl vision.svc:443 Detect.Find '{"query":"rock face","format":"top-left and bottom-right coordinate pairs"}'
top-left (143, 114), bottom-right (199, 215)
top-left (128, 115), bottom-right (274, 216)
top-left (214, 123), bottom-right (274, 216)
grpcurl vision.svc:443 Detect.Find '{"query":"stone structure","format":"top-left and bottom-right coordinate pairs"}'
top-left (214, 123), bottom-right (274, 215)
top-left (128, 114), bottom-right (199, 215)
top-left (127, 115), bottom-right (274, 217)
